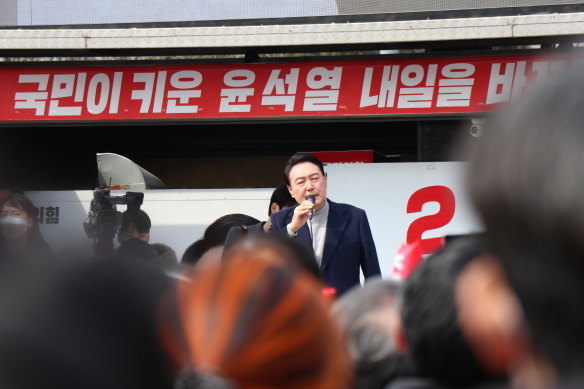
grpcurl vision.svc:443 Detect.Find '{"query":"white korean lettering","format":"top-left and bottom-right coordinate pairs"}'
top-left (49, 74), bottom-right (81, 116)
top-left (397, 87), bottom-right (433, 108)
top-left (261, 68), bottom-right (299, 112)
top-left (14, 74), bottom-right (50, 116)
top-left (153, 71), bottom-right (167, 113)
top-left (86, 74), bottom-right (110, 114)
top-left (220, 70), bottom-right (255, 113)
top-left (224, 70), bottom-right (255, 87)
top-left (132, 73), bottom-right (156, 113)
top-left (397, 64), bottom-right (439, 109)
top-left (436, 63), bottom-right (475, 107)
top-left (486, 63), bottom-right (515, 105)
top-left (166, 70), bottom-right (203, 114)
top-left (401, 65), bottom-right (425, 86)
top-left (360, 65), bottom-right (400, 108)
top-left (303, 67), bottom-right (342, 111)
top-left (441, 63), bottom-right (474, 79)
top-left (511, 61), bottom-right (528, 100)
top-left (74, 73), bottom-right (86, 102)
top-left (306, 67), bottom-right (342, 89)
top-left (109, 72), bottom-right (123, 114)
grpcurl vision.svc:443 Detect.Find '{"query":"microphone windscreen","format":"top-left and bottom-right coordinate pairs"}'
top-left (306, 195), bottom-right (315, 220)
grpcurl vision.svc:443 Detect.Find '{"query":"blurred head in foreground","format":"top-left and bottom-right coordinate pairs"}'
top-left (0, 259), bottom-right (175, 389)
top-left (458, 59), bottom-right (584, 387)
top-left (181, 213), bottom-right (260, 266)
top-left (223, 232), bottom-right (321, 281)
top-left (400, 236), bottom-right (495, 387)
top-left (162, 243), bottom-right (350, 389)
top-left (333, 278), bottom-right (414, 389)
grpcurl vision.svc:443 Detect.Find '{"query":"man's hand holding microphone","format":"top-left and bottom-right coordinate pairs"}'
top-left (287, 195), bottom-right (315, 234)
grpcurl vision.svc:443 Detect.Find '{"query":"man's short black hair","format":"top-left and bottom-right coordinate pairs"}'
top-left (119, 210), bottom-right (151, 234)
top-left (400, 236), bottom-right (492, 386)
top-left (464, 60), bottom-right (584, 374)
top-left (283, 153), bottom-right (326, 186)
top-left (268, 184), bottom-right (297, 216)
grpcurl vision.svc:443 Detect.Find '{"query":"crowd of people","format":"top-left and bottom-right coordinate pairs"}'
top-left (1, 61), bottom-right (584, 389)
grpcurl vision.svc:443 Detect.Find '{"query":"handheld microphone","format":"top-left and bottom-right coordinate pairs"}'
top-left (306, 195), bottom-right (315, 220)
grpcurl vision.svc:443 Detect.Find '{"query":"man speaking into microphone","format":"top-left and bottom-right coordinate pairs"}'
top-left (270, 153), bottom-right (381, 295)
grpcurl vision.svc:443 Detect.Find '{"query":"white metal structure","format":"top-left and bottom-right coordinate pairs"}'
top-left (1, 13), bottom-right (584, 51)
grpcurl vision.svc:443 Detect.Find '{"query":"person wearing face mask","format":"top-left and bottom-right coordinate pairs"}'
top-left (0, 194), bottom-right (55, 269)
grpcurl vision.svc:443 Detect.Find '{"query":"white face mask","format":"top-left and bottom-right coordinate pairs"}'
top-left (0, 216), bottom-right (29, 239)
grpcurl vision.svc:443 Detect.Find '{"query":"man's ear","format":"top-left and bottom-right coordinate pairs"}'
top-left (270, 202), bottom-right (280, 215)
top-left (456, 255), bottom-right (529, 374)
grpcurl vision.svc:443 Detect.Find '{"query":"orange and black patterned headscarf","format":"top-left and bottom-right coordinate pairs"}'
top-left (161, 246), bottom-right (351, 389)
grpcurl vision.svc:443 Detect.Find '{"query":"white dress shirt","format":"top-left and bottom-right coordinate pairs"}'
top-left (287, 200), bottom-right (330, 266)
top-left (308, 200), bottom-right (329, 266)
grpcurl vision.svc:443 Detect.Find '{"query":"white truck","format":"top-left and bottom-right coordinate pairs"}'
top-left (28, 161), bottom-right (482, 277)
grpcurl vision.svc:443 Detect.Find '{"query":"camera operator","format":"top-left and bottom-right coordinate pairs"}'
top-left (115, 210), bottom-right (165, 264)
top-left (85, 190), bottom-right (145, 261)
top-left (118, 210), bottom-right (151, 245)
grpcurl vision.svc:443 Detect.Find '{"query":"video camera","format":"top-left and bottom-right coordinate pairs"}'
top-left (83, 189), bottom-right (144, 257)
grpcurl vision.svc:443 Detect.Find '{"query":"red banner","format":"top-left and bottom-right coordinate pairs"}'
top-left (309, 150), bottom-right (373, 163)
top-left (0, 53), bottom-right (573, 121)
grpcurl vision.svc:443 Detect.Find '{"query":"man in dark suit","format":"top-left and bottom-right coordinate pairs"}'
top-left (269, 153), bottom-right (381, 295)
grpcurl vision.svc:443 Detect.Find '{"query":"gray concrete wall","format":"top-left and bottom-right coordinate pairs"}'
top-left (0, 0), bottom-right (18, 26)
top-left (3, 0), bottom-right (584, 26)
top-left (336, 0), bottom-right (584, 15)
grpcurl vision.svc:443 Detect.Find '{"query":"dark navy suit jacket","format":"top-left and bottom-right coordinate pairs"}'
top-left (269, 199), bottom-right (381, 295)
